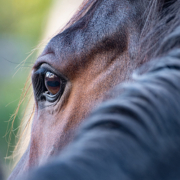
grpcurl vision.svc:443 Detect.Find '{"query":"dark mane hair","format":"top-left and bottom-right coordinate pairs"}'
top-left (139, 0), bottom-right (180, 65)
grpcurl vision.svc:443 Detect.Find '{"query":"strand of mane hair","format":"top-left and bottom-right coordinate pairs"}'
top-left (138, 0), bottom-right (180, 67)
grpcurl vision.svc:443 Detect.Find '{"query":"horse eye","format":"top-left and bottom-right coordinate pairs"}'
top-left (45, 72), bottom-right (61, 95)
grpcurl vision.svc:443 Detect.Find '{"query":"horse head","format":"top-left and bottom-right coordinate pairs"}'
top-left (8, 0), bottom-right (175, 179)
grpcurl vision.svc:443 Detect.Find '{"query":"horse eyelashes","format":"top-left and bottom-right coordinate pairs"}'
top-left (33, 68), bottom-right (47, 101)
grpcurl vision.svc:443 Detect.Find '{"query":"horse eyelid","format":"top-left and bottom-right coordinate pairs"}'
top-left (35, 63), bottom-right (68, 81)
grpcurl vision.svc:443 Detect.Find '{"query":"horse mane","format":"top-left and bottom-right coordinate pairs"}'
top-left (11, 0), bottom-right (180, 169)
top-left (138, 0), bottom-right (180, 65)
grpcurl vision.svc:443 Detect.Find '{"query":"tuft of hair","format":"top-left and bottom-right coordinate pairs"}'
top-left (138, 0), bottom-right (180, 65)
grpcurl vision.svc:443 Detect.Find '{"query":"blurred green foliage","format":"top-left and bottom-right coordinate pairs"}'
top-left (0, 0), bottom-right (52, 174)
top-left (0, 0), bottom-right (52, 41)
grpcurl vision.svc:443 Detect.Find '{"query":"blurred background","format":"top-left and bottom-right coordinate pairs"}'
top-left (0, 0), bottom-right (82, 177)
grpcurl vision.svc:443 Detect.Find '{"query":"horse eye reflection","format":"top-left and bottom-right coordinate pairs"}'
top-left (45, 72), bottom-right (61, 95)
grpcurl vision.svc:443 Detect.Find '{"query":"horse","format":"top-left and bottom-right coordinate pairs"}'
top-left (8, 0), bottom-right (180, 179)
top-left (17, 44), bottom-right (180, 180)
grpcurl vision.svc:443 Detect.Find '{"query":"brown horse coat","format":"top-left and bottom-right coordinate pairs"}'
top-left (8, 0), bottom-right (180, 179)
